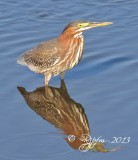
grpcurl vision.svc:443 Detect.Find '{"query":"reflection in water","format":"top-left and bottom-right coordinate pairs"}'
top-left (17, 80), bottom-right (117, 152)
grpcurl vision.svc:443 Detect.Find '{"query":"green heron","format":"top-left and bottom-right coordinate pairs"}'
top-left (17, 20), bottom-right (112, 85)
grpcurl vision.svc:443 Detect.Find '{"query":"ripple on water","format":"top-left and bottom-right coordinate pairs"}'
top-left (0, 132), bottom-right (73, 160)
top-left (0, 0), bottom-right (138, 160)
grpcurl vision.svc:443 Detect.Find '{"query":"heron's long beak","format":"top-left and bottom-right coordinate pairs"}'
top-left (90, 22), bottom-right (113, 28)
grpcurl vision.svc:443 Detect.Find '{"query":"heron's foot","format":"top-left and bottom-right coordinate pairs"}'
top-left (60, 72), bottom-right (65, 80)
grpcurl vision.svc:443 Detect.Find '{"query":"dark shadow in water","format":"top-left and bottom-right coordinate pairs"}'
top-left (17, 80), bottom-right (119, 152)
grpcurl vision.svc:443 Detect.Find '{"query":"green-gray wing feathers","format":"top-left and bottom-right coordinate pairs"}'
top-left (17, 39), bottom-right (60, 68)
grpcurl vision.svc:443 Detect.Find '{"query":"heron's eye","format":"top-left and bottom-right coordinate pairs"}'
top-left (79, 24), bottom-right (82, 27)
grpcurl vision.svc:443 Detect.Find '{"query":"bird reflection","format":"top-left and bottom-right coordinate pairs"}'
top-left (17, 80), bottom-right (117, 152)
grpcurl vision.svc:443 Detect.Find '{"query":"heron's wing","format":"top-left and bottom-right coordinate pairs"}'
top-left (17, 39), bottom-right (60, 68)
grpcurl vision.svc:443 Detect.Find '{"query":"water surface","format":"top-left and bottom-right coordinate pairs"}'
top-left (0, 0), bottom-right (138, 159)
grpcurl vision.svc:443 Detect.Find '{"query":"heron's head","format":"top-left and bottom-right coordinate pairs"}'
top-left (62, 20), bottom-right (113, 35)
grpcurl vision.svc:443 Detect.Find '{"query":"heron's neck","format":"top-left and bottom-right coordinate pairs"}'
top-left (58, 31), bottom-right (83, 44)
top-left (58, 31), bottom-right (84, 59)
top-left (73, 32), bottom-right (83, 38)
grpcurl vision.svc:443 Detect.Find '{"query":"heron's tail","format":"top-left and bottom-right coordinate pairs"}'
top-left (17, 55), bottom-right (28, 66)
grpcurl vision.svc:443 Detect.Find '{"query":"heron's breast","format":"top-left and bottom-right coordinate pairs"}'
top-left (60, 36), bottom-right (84, 70)
top-left (49, 36), bottom-right (84, 75)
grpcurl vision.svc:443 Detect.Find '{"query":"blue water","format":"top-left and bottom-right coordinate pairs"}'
top-left (0, 0), bottom-right (138, 159)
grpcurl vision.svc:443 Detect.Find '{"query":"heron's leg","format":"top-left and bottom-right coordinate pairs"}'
top-left (60, 72), bottom-right (65, 80)
top-left (44, 74), bottom-right (52, 86)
